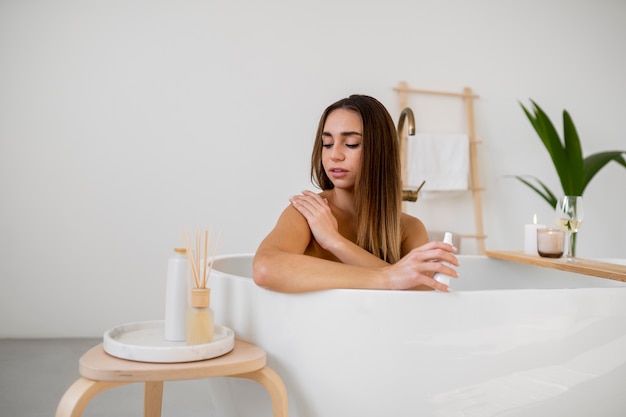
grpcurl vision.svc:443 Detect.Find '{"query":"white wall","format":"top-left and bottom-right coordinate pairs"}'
top-left (1, 0), bottom-right (625, 337)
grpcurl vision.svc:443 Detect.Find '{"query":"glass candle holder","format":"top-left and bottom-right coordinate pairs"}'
top-left (537, 228), bottom-right (564, 258)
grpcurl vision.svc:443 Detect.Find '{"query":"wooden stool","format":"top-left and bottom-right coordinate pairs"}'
top-left (56, 339), bottom-right (288, 417)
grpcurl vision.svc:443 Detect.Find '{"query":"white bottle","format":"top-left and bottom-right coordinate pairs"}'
top-left (434, 232), bottom-right (454, 289)
top-left (164, 248), bottom-right (189, 341)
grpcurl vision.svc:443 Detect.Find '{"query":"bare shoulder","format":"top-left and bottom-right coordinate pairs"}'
top-left (400, 212), bottom-right (427, 233)
top-left (400, 212), bottom-right (429, 254)
top-left (257, 203), bottom-right (312, 254)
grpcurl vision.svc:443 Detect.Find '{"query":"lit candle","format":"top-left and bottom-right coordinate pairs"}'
top-left (524, 214), bottom-right (546, 255)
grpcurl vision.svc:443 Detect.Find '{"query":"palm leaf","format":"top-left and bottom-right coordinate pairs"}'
top-left (582, 151), bottom-right (626, 194)
top-left (511, 175), bottom-right (558, 208)
top-left (516, 99), bottom-right (626, 256)
top-left (562, 110), bottom-right (584, 194)
top-left (521, 101), bottom-right (571, 193)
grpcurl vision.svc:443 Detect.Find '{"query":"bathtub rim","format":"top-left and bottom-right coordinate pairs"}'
top-left (209, 253), bottom-right (626, 292)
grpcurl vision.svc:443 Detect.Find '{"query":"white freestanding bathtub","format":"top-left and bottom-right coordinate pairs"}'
top-left (205, 254), bottom-right (626, 417)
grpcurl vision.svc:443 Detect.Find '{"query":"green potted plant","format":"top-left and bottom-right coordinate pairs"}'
top-left (514, 100), bottom-right (626, 256)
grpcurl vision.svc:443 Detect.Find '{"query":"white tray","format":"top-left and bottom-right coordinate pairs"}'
top-left (103, 320), bottom-right (235, 363)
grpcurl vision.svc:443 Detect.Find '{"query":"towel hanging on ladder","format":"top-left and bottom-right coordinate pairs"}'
top-left (407, 133), bottom-right (470, 193)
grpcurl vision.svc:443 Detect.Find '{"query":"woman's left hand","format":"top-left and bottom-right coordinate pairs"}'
top-left (385, 241), bottom-right (459, 291)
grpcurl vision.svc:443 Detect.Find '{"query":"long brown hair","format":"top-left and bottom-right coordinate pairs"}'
top-left (311, 95), bottom-right (402, 263)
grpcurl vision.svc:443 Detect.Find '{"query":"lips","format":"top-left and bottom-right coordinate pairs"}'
top-left (328, 168), bottom-right (348, 178)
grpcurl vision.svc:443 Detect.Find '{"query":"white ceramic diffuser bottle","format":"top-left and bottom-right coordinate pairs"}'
top-left (164, 248), bottom-right (189, 341)
top-left (434, 232), bottom-right (454, 289)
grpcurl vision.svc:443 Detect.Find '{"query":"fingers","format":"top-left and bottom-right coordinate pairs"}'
top-left (289, 191), bottom-right (332, 221)
top-left (290, 191), bottom-right (324, 209)
top-left (419, 240), bottom-right (459, 258)
top-left (429, 278), bottom-right (449, 292)
top-left (289, 191), bottom-right (340, 251)
top-left (387, 245), bottom-right (460, 291)
top-left (428, 259), bottom-right (459, 279)
top-left (289, 196), bottom-right (311, 217)
top-left (406, 246), bottom-right (459, 270)
top-left (290, 191), bottom-right (326, 206)
top-left (402, 248), bottom-right (455, 270)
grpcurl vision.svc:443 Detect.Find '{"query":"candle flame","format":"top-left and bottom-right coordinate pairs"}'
top-left (533, 213), bottom-right (537, 224)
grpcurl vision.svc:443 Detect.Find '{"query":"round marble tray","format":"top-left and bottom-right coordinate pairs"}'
top-left (103, 320), bottom-right (235, 363)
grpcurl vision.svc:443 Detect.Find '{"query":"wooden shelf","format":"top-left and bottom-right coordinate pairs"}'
top-left (485, 251), bottom-right (626, 283)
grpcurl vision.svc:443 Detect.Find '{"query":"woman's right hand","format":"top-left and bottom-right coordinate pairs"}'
top-left (289, 190), bottom-right (342, 251)
top-left (384, 241), bottom-right (459, 291)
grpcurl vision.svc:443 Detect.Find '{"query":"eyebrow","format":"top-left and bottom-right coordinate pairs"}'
top-left (322, 131), bottom-right (363, 138)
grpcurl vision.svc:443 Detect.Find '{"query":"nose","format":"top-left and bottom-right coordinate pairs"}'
top-left (330, 145), bottom-right (345, 161)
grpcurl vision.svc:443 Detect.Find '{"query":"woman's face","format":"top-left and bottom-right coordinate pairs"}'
top-left (321, 108), bottom-right (363, 191)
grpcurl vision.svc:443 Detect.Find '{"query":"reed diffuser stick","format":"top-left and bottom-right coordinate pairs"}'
top-left (182, 230), bottom-right (201, 288)
top-left (202, 229), bottom-right (209, 289)
top-left (195, 228), bottom-right (200, 281)
top-left (182, 228), bottom-right (221, 345)
top-left (182, 228), bottom-right (221, 290)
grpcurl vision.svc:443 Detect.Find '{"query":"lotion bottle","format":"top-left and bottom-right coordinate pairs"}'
top-left (164, 248), bottom-right (188, 341)
top-left (434, 232), bottom-right (454, 289)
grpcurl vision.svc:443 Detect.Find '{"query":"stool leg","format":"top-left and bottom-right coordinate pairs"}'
top-left (144, 381), bottom-right (164, 417)
top-left (55, 377), bottom-right (129, 417)
top-left (235, 366), bottom-right (288, 417)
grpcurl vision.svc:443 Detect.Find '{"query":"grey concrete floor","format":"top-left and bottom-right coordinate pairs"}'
top-left (0, 338), bottom-right (226, 417)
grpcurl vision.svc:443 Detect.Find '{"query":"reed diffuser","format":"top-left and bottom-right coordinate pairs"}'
top-left (183, 228), bottom-right (221, 345)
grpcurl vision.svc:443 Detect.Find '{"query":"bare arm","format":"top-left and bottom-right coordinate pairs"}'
top-left (289, 190), bottom-right (388, 268)
top-left (253, 205), bottom-right (459, 293)
top-left (253, 205), bottom-right (388, 292)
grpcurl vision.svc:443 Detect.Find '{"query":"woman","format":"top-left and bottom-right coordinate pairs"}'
top-left (253, 95), bottom-right (458, 292)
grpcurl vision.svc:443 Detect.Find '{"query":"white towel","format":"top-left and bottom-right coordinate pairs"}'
top-left (407, 133), bottom-right (469, 192)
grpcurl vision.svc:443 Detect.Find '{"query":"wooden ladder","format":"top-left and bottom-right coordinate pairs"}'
top-left (394, 81), bottom-right (486, 254)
